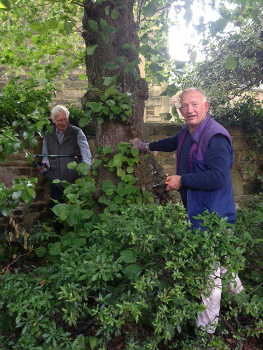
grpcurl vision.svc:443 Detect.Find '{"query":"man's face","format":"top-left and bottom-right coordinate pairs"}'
top-left (179, 90), bottom-right (210, 133)
top-left (53, 110), bottom-right (69, 133)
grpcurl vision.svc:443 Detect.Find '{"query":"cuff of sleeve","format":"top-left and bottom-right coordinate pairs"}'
top-left (42, 161), bottom-right (50, 169)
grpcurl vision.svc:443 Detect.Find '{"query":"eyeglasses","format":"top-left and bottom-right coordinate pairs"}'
top-left (55, 118), bottom-right (68, 123)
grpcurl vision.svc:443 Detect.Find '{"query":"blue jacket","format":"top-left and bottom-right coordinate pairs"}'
top-left (149, 114), bottom-right (236, 231)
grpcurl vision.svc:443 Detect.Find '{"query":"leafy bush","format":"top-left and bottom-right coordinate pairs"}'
top-left (1, 201), bottom-right (262, 349)
top-left (0, 77), bottom-right (54, 129)
top-left (212, 94), bottom-right (263, 148)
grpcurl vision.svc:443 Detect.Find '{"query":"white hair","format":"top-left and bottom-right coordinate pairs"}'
top-left (180, 88), bottom-right (207, 103)
top-left (50, 105), bottom-right (70, 121)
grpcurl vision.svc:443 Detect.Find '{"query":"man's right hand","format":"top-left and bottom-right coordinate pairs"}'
top-left (37, 164), bottom-right (48, 175)
top-left (130, 138), bottom-right (147, 152)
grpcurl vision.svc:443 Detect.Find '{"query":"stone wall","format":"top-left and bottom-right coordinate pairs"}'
top-left (0, 123), bottom-right (262, 232)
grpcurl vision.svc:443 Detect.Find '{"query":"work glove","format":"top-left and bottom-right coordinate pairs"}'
top-left (130, 138), bottom-right (147, 152)
top-left (37, 164), bottom-right (48, 175)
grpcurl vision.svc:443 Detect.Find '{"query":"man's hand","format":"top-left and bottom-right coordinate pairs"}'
top-left (130, 138), bottom-right (147, 152)
top-left (165, 175), bottom-right (182, 191)
top-left (37, 164), bottom-right (48, 175)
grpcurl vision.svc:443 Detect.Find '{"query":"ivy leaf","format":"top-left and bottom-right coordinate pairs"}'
top-left (103, 75), bottom-right (117, 87)
top-left (104, 62), bottom-right (120, 71)
top-left (111, 9), bottom-right (119, 20)
top-left (88, 20), bottom-right (98, 32)
top-left (225, 55), bottom-right (237, 70)
top-left (104, 85), bottom-right (116, 97)
top-left (100, 18), bottom-right (107, 29)
top-left (86, 45), bottom-right (98, 55)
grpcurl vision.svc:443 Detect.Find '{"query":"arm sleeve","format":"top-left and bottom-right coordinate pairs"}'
top-left (148, 133), bottom-right (179, 152)
top-left (41, 137), bottom-right (50, 168)
top-left (77, 130), bottom-right (93, 165)
top-left (181, 134), bottom-right (232, 190)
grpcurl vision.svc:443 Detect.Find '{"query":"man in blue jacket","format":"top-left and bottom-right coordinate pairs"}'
top-left (132, 88), bottom-right (243, 334)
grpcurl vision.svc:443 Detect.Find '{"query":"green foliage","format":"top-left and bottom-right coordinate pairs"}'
top-left (0, 0), bottom-right (83, 81)
top-left (42, 143), bottom-right (153, 257)
top-left (0, 177), bottom-right (37, 217)
top-left (1, 201), bottom-right (262, 348)
top-left (82, 86), bottom-right (132, 126)
top-left (0, 77), bottom-right (54, 129)
top-left (212, 94), bottom-right (263, 148)
top-left (235, 194), bottom-right (263, 295)
top-left (0, 77), bottom-right (54, 157)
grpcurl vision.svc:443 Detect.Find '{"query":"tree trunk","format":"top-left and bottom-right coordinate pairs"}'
top-left (82, 0), bottom-right (171, 201)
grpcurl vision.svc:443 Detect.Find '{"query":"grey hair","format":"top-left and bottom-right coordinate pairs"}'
top-left (50, 105), bottom-right (70, 121)
top-left (180, 88), bottom-right (207, 103)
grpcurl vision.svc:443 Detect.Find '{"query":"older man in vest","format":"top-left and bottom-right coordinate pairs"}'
top-left (40, 105), bottom-right (92, 203)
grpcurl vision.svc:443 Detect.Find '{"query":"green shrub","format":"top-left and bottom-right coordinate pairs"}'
top-left (1, 202), bottom-right (260, 349)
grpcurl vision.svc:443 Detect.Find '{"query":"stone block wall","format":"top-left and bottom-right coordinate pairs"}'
top-left (1, 123), bottom-right (262, 232)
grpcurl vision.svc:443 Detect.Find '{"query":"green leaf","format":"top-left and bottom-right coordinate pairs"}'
top-left (104, 85), bottom-right (116, 97)
top-left (210, 18), bottom-right (228, 36)
top-left (79, 74), bottom-right (88, 80)
top-left (86, 45), bottom-right (98, 55)
top-left (89, 336), bottom-right (100, 350)
top-left (66, 194), bottom-right (78, 203)
top-left (36, 246), bottom-right (47, 258)
top-left (225, 55), bottom-right (237, 70)
top-left (104, 62), bottom-right (120, 71)
top-left (90, 102), bottom-right (102, 112)
top-left (103, 75), bottom-right (117, 87)
top-left (100, 18), bottom-right (107, 29)
top-left (111, 9), bottom-right (119, 20)
top-left (102, 146), bottom-right (113, 154)
top-left (67, 204), bottom-right (82, 226)
top-left (149, 62), bottom-right (163, 72)
top-left (26, 153), bottom-right (34, 163)
top-left (117, 168), bottom-right (125, 177)
top-left (49, 242), bottom-right (61, 256)
top-left (142, 2), bottom-right (158, 17)
top-left (67, 161), bottom-right (77, 170)
top-left (47, 18), bottom-right (58, 29)
top-left (101, 32), bottom-right (109, 44)
top-left (64, 21), bottom-right (73, 34)
top-left (88, 20), bottom-right (98, 32)
top-left (120, 250), bottom-right (137, 263)
top-left (0, 0), bottom-right (10, 10)
top-left (123, 264), bottom-right (142, 280)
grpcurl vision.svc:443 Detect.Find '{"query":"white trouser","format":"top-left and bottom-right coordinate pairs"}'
top-left (197, 265), bottom-right (244, 333)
